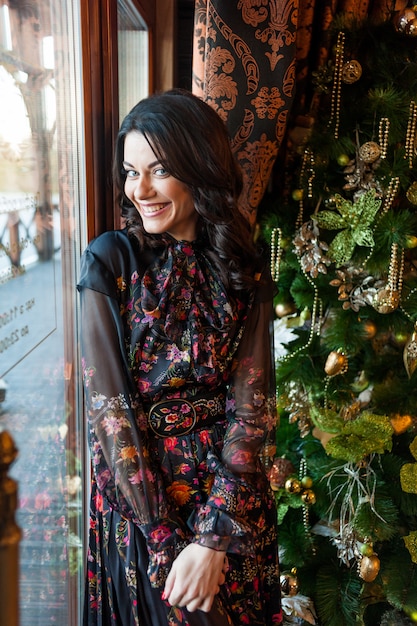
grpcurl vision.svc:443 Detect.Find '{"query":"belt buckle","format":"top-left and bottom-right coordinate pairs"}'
top-left (148, 399), bottom-right (197, 438)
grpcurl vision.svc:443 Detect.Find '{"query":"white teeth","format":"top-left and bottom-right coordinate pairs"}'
top-left (141, 203), bottom-right (166, 214)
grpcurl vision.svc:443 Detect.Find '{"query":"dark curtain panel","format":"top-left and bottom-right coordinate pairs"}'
top-left (192, 0), bottom-right (299, 222)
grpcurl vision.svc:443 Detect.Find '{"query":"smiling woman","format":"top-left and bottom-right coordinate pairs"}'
top-left (122, 132), bottom-right (198, 241)
top-left (78, 89), bottom-right (282, 626)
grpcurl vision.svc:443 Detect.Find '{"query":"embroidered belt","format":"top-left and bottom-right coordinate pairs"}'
top-left (147, 392), bottom-right (226, 438)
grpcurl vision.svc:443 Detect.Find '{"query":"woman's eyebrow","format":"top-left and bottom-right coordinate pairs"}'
top-left (122, 160), bottom-right (160, 168)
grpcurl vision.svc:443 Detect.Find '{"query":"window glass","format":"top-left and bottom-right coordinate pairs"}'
top-left (117, 0), bottom-right (149, 122)
top-left (0, 1), bottom-right (85, 624)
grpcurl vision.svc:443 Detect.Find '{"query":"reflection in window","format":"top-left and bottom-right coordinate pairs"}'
top-left (0, 1), bottom-right (85, 625)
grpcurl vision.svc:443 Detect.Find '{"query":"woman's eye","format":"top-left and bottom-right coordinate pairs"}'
top-left (125, 169), bottom-right (138, 178)
top-left (154, 167), bottom-right (168, 177)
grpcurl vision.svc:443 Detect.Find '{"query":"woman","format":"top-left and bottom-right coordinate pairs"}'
top-left (78, 89), bottom-right (281, 626)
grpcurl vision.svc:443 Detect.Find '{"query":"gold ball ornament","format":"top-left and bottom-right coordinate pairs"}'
top-left (360, 542), bottom-right (374, 557)
top-left (301, 489), bottom-right (316, 505)
top-left (284, 476), bottom-right (302, 494)
top-left (280, 569), bottom-right (299, 597)
top-left (275, 302), bottom-right (296, 318)
top-left (406, 182), bottom-right (417, 205)
top-left (301, 475), bottom-right (313, 488)
top-left (292, 188), bottom-right (304, 201)
top-left (405, 235), bottom-right (417, 249)
top-left (359, 553), bottom-right (380, 582)
top-left (337, 153), bottom-right (350, 166)
top-left (361, 320), bottom-right (377, 339)
top-left (372, 288), bottom-right (400, 314)
top-left (358, 141), bottom-right (381, 164)
top-left (342, 60), bottom-right (362, 84)
top-left (324, 350), bottom-right (348, 376)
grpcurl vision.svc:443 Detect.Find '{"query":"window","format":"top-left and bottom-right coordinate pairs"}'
top-left (0, 1), bottom-right (85, 623)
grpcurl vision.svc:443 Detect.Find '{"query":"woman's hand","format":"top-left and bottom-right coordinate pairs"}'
top-left (163, 543), bottom-right (228, 613)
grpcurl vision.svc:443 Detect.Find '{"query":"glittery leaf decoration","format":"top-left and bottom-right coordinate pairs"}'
top-left (310, 405), bottom-right (344, 434)
top-left (325, 412), bottom-right (393, 463)
top-left (403, 530), bottom-right (417, 564)
top-left (313, 190), bottom-right (382, 266)
top-left (400, 436), bottom-right (417, 494)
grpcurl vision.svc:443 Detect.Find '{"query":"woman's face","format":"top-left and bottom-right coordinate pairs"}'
top-left (123, 131), bottom-right (198, 241)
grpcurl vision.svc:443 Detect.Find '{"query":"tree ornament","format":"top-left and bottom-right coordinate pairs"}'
top-left (342, 59), bottom-right (362, 84)
top-left (301, 489), bottom-right (316, 505)
top-left (292, 188), bottom-right (304, 201)
top-left (373, 288), bottom-right (400, 314)
top-left (358, 141), bottom-right (381, 164)
top-left (406, 181), bottom-right (417, 205)
top-left (280, 568), bottom-right (299, 597)
top-left (372, 243), bottom-right (404, 314)
top-left (337, 153), bottom-right (350, 166)
top-left (400, 437), bottom-right (417, 494)
top-left (293, 220), bottom-right (331, 278)
top-left (328, 31), bottom-right (345, 139)
top-left (270, 227), bottom-right (282, 282)
top-left (313, 190), bottom-right (381, 266)
top-left (330, 267), bottom-right (384, 312)
top-left (360, 542), bottom-right (374, 557)
top-left (301, 475), bottom-right (313, 488)
top-left (284, 383), bottom-right (314, 438)
top-left (405, 234), bottom-right (417, 248)
top-left (361, 319), bottom-right (377, 339)
top-left (403, 324), bottom-right (417, 378)
top-left (405, 100), bottom-right (417, 168)
top-left (394, 8), bottom-right (417, 33)
top-left (324, 349), bottom-right (348, 376)
top-left (275, 302), bottom-right (296, 318)
top-left (390, 413), bottom-right (413, 435)
top-left (404, 530), bottom-right (417, 564)
top-left (378, 117), bottom-right (390, 159)
top-left (269, 457), bottom-right (295, 490)
top-left (359, 553), bottom-right (380, 582)
top-left (285, 476), bottom-right (302, 494)
top-left (406, 17), bottom-right (417, 35)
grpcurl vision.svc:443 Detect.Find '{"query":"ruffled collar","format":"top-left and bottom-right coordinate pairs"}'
top-left (136, 239), bottom-right (247, 376)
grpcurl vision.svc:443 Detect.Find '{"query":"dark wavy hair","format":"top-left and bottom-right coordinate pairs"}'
top-left (113, 89), bottom-right (263, 295)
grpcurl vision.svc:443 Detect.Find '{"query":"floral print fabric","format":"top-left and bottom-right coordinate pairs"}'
top-left (78, 230), bottom-right (282, 625)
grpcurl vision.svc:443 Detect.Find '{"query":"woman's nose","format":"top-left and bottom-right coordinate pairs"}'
top-left (133, 174), bottom-right (153, 199)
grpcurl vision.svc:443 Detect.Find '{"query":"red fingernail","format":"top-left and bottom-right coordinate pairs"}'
top-left (161, 592), bottom-right (166, 600)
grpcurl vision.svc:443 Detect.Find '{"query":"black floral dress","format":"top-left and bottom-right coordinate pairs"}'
top-left (78, 229), bottom-right (282, 626)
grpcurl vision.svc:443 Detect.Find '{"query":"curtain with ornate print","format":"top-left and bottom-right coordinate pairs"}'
top-left (192, 0), bottom-right (299, 222)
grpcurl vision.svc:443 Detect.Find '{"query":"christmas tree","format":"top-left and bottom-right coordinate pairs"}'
top-left (259, 8), bottom-right (417, 626)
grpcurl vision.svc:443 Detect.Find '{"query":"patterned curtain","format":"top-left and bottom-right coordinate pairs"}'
top-left (192, 0), bottom-right (299, 222)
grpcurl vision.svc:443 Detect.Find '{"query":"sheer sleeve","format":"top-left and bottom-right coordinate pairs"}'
top-left (191, 278), bottom-right (277, 554)
top-left (78, 232), bottom-right (188, 586)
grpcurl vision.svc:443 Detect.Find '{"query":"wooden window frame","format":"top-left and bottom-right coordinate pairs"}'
top-left (81, 0), bottom-right (176, 240)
